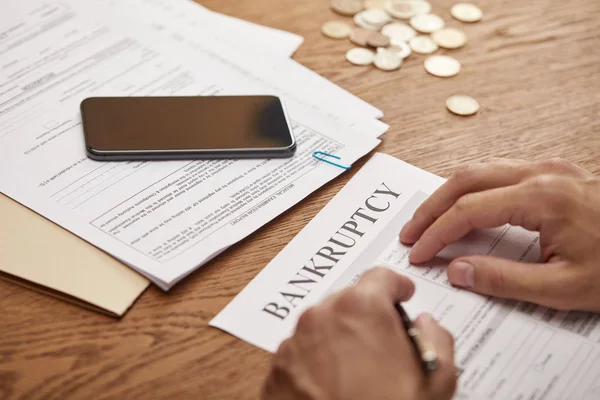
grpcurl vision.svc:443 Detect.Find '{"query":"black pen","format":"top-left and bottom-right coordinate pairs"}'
top-left (395, 303), bottom-right (438, 374)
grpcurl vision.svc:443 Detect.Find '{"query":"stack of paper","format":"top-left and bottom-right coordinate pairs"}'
top-left (0, 0), bottom-right (386, 296)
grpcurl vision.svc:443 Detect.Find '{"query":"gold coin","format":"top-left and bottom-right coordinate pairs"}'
top-left (367, 31), bottom-right (391, 47)
top-left (409, 35), bottom-right (438, 54)
top-left (446, 95), bottom-right (480, 115)
top-left (354, 11), bottom-right (381, 29)
top-left (431, 28), bottom-right (467, 49)
top-left (410, 13), bottom-right (445, 33)
top-left (385, 0), bottom-right (431, 19)
top-left (451, 3), bottom-right (483, 23)
top-left (424, 55), bottom-right (461, 77)
top-left (412, 1), bottom-right (432, 15)
top-left (330, 0), bottom-right (364, 16)
top-left (361, 8), bottom-right (392, 28)
top-left (363, 0), bottom-right (388, 9)
top-left (387, 40), bottom-right (412, 58)
top-left (349, 27), bottom-right (375, 46)
top-left (381, 22), bottom-right (417, 42)
top-left (385, 0), bottom-right (417, 19)
top-left (346, 47), bottom-right (376, 65)
top-left (374, 49), bottom-right (403, 71)
top-left (321, 21), bottom-right (352, 39)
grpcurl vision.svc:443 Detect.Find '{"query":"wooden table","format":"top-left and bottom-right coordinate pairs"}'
top-left (2, 0), bottom-right (600, 398)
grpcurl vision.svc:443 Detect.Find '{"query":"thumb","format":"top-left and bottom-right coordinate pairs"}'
top-left (447, 255), bottom-right (570, 309)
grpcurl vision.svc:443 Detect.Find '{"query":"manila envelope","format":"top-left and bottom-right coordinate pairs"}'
top-left (0, 194), bottom-right (149, 317)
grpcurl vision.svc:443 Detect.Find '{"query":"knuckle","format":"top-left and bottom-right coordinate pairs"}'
top-left (333, 288), bottom-right (364, 315)
top-left (452, 164), bottom-right (476, 184)
top-left (337, 284), bottom-right (388, 317)
top-left (538, 158), bottom-right (577, 174)
top-left (533, 176), bottom-right (578, 212)
top-left (365, 266), bottom-right (394, 282)
top-left (528, 174), bottom-right (558, 191)
top-left (527, 176), bottom-right (570, 209)
top-left (454, 193), bottom-right (475, 213)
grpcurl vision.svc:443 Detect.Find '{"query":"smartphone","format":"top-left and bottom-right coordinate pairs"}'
top-left (80, 96), bottom-right (296, 161)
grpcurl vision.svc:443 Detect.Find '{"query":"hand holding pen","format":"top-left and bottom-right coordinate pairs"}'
top-left (263, 267), bottom-right (457, 400)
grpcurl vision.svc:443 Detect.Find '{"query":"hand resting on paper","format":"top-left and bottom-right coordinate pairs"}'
top-left (261, 267), bottom-right (457, 400)
top-left (400, 158), bottom-right (600, 313)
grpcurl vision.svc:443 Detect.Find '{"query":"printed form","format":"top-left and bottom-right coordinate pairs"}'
top-left (211, 153), bottom-right (600, 400)
top-left (92, 0), bottom-right (387, 132)
top-left (0, 1), bottom-right (380, 289)
top-left (97, 0), bottom-right (306, 59)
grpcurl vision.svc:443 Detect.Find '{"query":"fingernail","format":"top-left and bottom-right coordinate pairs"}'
top-left (400, 220), bottom-right (412, 238)
top-left (449, 261), bottom-right (475, 288)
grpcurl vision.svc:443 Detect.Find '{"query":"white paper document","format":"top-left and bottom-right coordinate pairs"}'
top-left (93, 0), bottom-right (387, 133)
top-left (0, 1), bottom-right (380, 289)
top-left (94, 0), bottom-right (304, 59)
top-left (211, 153), bottom-right (600, 400)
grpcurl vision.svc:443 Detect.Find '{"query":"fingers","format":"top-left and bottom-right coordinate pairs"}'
top-left (414, 314), bottom-right (457, 399)
top-left (409, 184), bottom-right (539, 264)
top-left (354, 266), bottom-right (416, 303)
top-left (401, 160), bottom-right (531, 244)
top-left (447, 255), bottom-right (581, 309)
top-left (400, 158), bottom-right (588, 246)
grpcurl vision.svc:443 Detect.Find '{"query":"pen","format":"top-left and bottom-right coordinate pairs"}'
top-left (395, 303), bottom-right (438, 374)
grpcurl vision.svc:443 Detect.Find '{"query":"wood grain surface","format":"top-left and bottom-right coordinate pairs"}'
top-left (2, 0), bottom-right (600, 398)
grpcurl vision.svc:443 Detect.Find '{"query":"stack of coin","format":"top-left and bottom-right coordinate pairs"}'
top-left (322, 0), bottom-right (483, 116)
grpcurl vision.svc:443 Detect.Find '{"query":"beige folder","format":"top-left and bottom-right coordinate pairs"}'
top-left (0, 194), bottom-right (150, 317)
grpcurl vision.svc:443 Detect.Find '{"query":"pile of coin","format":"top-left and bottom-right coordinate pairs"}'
top-left (322, 0), bottom-right (482, 116)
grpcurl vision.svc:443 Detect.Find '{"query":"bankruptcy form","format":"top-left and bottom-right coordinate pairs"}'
top-left (0, 1), bottom-right (380, 289)
top-left (211, 153), bottom-right (600, 400)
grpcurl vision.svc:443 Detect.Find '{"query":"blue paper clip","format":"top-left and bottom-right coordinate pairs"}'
top-left (312, 151), bottom-right (352, 170)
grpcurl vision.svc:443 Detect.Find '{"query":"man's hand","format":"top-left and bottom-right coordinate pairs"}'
top-left (262, 267), bottom-right (457, 400)
top-left (400, 158), bottom-right (600, 312)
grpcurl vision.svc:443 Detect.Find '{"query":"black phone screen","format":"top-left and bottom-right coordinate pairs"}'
top-left (80, 96), bottom-right (295, 156)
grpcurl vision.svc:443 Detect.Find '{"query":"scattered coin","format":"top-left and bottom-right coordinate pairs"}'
top-left (346, 47), bottom-right (376, 65)
top-left (321, 21), bottom-right (352, 39)
top-left (446, 95), bottom-right (480, 115)
top-left (409, 35), bottom-right (438, 54)
top-left (451, 3), bottom-right (483, 23)
top-left (349, 27), bottom-right (375, 46)
top-left (361, 8), bottom-right (392, 28)
top-left (374, 49), bottom-right (403, 71)
top-left (322, 0), bottom-right (479, 94)
top-left (354, 11), bottom-right (380, 29)
top-left (431, 28), bottom-right (467, 49)
top-left (387, 40), bottom-right (412, 58)
top-left (412, 1), bottom-right (433, 15)
top-left (367, 31), bottom-right (391, 47)
top-left (330, 0), bottom-right (364, 16)
top-left (424, 55), bottom-right (461, 77)
top-left (410, 14), bottom-right (445, 33)
top-left (363, 0), bottom-right (388, 9)
top-left (381, 22), bottom-right (417, 42)
top-left (385, 0), bottom-right (417, 19)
